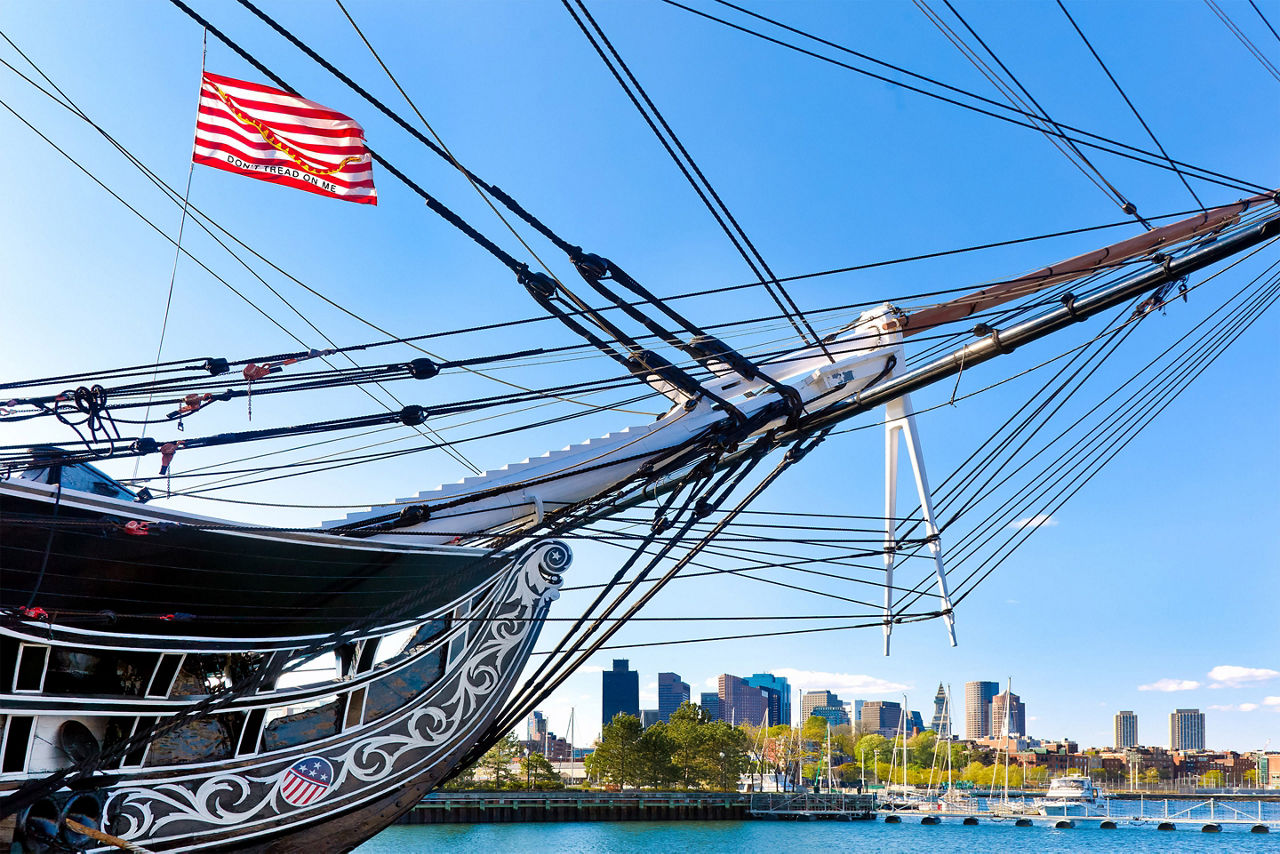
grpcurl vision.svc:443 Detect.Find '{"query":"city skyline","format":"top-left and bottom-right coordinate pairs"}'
top-left (570, 658), bottom-right (1276, 752)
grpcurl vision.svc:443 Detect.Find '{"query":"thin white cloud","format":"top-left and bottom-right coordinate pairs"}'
top-left (1263, 696), bottom-right (1280, 707)
top-left (1241, 703), bottom-right (1260, 712)
top-left (772, 668), bottom-right (910, 697)
top-left (1208, 703), bottom-right (1260, 712)
top-left (1138, 678), bottom-right (1201, 692)
top-left (1008, 513), bottom-right (1058, 530)
top-left (1207, 665), bottom-right (1280, 687)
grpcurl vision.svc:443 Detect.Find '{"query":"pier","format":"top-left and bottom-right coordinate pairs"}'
top-left (398, 791), bottom-right (751, 824)
top-left (396, 791), bottom-right (877, 824)
top-left (879, 797), bottom-right (1279, 833)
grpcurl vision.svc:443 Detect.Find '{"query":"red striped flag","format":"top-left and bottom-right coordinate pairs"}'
top-left (193, 72), bottom-right (376, 205)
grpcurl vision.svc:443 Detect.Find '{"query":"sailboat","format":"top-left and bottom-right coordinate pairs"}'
top-left (1, 2), bottom-right (1277, 851)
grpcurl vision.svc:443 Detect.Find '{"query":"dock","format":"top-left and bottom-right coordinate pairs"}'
top-left (880, 797), bottom-right (1278, 833)
top-left (396, 791), bottom-right (877, 824)
top-left (748, 792), bottom-right (877, 820)
top-left (398, 791), bottom-right (751, 824)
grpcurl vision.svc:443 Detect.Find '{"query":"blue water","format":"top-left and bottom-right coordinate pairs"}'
top-left (355, 815), bottom-right (1280, 853)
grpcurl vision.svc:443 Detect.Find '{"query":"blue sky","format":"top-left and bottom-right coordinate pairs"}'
top-left (1, 0), bottom-right (1277, 752)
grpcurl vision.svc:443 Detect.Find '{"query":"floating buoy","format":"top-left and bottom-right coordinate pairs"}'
top-left (962, 816), bottom-right (979, 826)
top-left (1202, 824), bottom-right (1221, 833)
top-left (1250, 825), bottom-right (1269, 833)
top-left (1099, 820), bottom-right (1117, 829)
top-left (884, 814), bottom-right (901, 824)
top-left (1157, 822), bottom-right (1176, 831)
top-left (1053, 819), bottom-right (1074, 829)
top-left (920, 815), bottom-right (939, 825)
top-left (1015, 818), bottom-right (1032, 827)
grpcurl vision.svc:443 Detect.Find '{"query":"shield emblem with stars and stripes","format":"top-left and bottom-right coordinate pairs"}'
top-left (279, 757), bottom-right (335, 807)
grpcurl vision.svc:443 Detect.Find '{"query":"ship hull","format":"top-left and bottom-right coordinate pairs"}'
top-left (0, 492), bottom-right (571, 853)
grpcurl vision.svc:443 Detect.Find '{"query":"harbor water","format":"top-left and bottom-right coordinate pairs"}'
top-left (356, 818), bottom-right (1278, 852)
top-left (355, 798), bottom-right (1280, 852)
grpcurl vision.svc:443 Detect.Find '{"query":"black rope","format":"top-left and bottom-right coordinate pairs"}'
top-left (561, 0), bottom-right (832, 359)
top-left (1251, 0), bottom-right (1280, 45)
top-left (669, 0), bottom-right (1269, 194)
top-left (944, 0), bottom-right (1149, 226)
top-left (1204, 0), bottom-right (1280, 83)
top-left (1055, 0), bottom-right (1205, 209)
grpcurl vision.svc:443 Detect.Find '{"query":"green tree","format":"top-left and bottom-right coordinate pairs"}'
top-left (1202, 770), bottom-right (1225, 787)
top-left (667, 703), bottom-right (710, 788)
top-left (907, 731), bottom-right (937, 768)
top-left (520, 751), bottom-right (565, 789)
top-left (1244, 769), bottom-right (1259, 786)
top-left (588, 713), bottom-right (644, 789)
top-left (854, 733), bottom-right (892, 766)
top-left (478, 733), bottom-right (521, 788)
top-left (636, 722), bottom-right (679, 788)
top-left (1141, 768), bottom-right (1160, 785)
top-left (703, 720), bottom-right (751, 790)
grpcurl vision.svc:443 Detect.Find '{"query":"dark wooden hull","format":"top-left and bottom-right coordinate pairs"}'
top-left (1, 480), bottom-right (502, 639)
top-left (0, 475), bottom-right (571, 854)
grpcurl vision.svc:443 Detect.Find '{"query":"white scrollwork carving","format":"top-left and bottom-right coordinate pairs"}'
top-left (106, 540), bottom-right (569, 845)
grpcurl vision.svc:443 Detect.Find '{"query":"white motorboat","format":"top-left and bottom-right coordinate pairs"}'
top-left (1035, 775), bottom-right (1108, 816)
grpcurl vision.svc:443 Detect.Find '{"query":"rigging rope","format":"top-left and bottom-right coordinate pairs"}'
top-left (1055, 0), bottom-right (1205, 210)
top-left (560, 0), bottom-right (831, 360)
top-left (667, 0), bottom-right (1270, 194)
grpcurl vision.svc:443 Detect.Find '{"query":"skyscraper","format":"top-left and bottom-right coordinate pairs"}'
top-left (719, 674), bottom-right (768, 727)
top-left (700, 691), bottom-right (722, 722)
top-left (601, 659), bottom-right (639, 726)
top-left (991, 690), bottom-right (1026, 738)
top-left (801, 690), bottom-right (841, 722)
top-left (907, 710), bottom-right (925, 734)
top-left (657, 672), bottom-right (690, 723)
top-left (745, 673), bottom-right (792, 726)
top-left (929, 684), bottom-right (951, 738)
top-left (965, 681), bottom-right (1000, 739)
top-left (859, 699), bottom-right (902, 737)
top-left (1115, 711), bottom-right (1138, 749)
top-left (1169, 709), bottom-right (1205, 750)
top-left (525, 711), bottom-right (547, 744)
top-left (640, 709), bottom-right (660, 728)
top-left (758, 686), bottom-right (782, 728)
